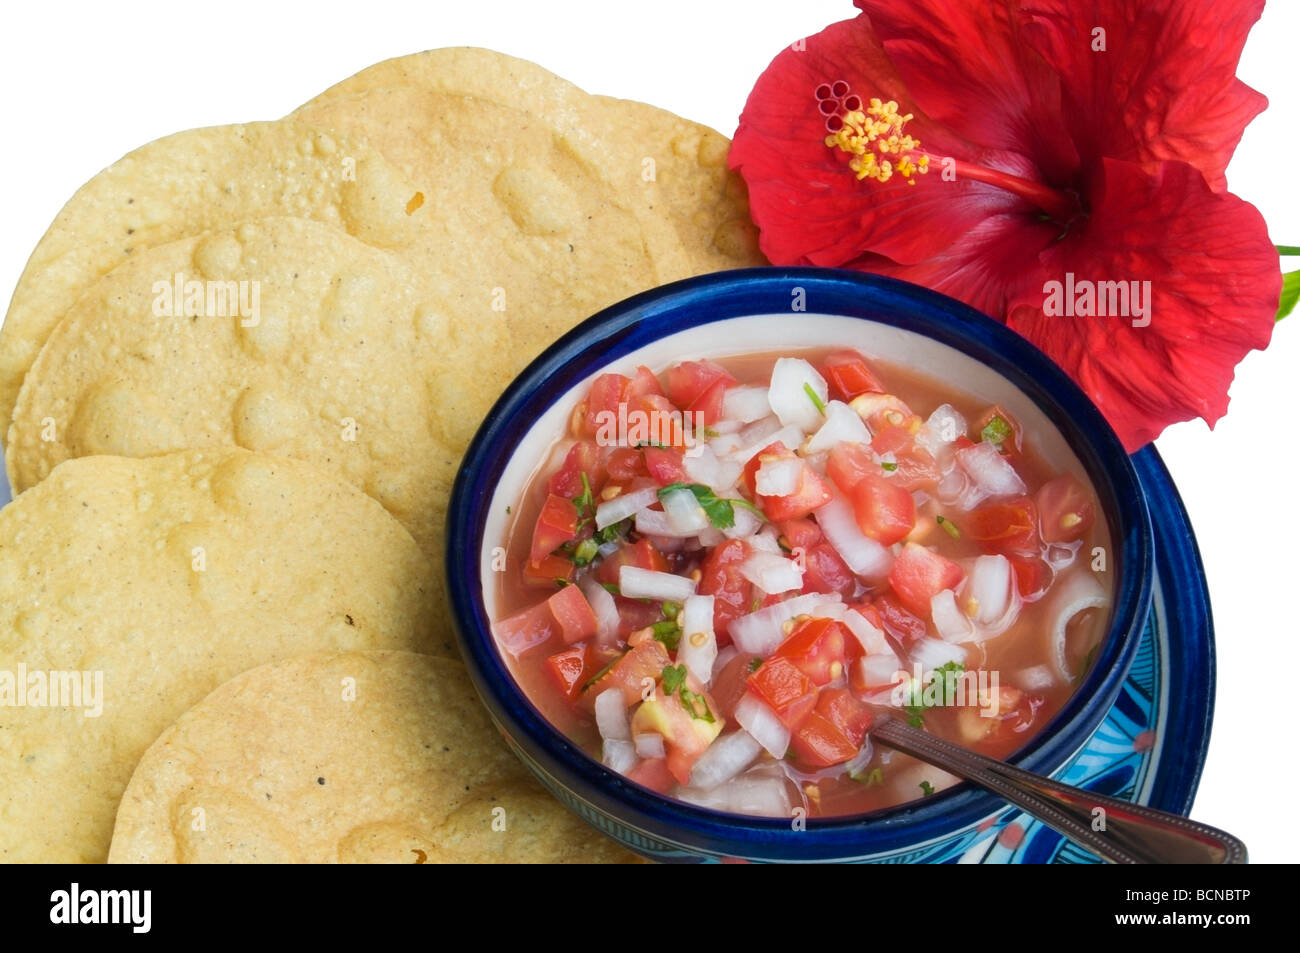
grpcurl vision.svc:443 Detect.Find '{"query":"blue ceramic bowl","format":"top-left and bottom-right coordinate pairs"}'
top-left (446, 268), bottom-right (1153, 862)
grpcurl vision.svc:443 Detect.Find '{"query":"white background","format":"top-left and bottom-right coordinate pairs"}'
top-left (2, 1), bottom-right (1294, 861)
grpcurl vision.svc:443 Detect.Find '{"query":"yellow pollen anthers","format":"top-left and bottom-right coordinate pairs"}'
top-left (825, 98), bottom-right (930, 186)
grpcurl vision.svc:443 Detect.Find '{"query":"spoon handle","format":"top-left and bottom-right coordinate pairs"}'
top-left (871, 716), bottom-right (1247, 864)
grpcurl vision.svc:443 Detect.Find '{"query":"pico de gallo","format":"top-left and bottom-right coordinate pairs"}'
top-left (491, 350), bottom-right (1111, 817)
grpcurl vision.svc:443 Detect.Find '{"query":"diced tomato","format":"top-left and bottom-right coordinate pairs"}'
top-left (642, 682), bottom-right (722, 786)
top-left (816, 688), bottom-right (873, 747)
top-left (581, 638), bottom-right (672, 708)
top-left (530, 494), bottom-right (579, 564)
top-left (615, 597), bottom-right (663, 638)
top-left (1010, 555), bottom-right (1053, 600)
top-left (547, 441), bottom-right (602, 499)
top-left (849, 601), bottom-right (884, 632)
top-left (848, 471), bottom-right (915, 545)
top-left (666, 360), bottom-right (737, 409)
top-left (778, 518), bottom-right (822, 551)
top-left (594, 538), bottom-right (670, 586)
top-left (747, 656), bottom-right (819, 730)
top-left (548, 585), bottom-right (599, 644)
top-left (800, 543), bottom-right (855, 598)
top-left (544, 645), bottom-right (590, 699)
top-left (1036, 474), bottom-right (1095, 543)
top-left (698, 539), bottom-right (754, 646)
top-left (742, 442), bottom-right (833, 521)
top-left (522, 554), bottom-right (576, 589)
top-left (822, 349), bottom-right (885, 402)
top-left (630, 393), bottom-right (686, 448)
top-left (826, 442), bottom-right (877, 495)
top-left (967, 497), bottom-right (1040, 556)
top-left (626, 757), bottom-right (676, 794)
top-left (644, 447), bottom-right (689, 486)
top-left (870, 426), bottom-right (940, 491)
top-left (873, 592), bottom-right (928, 643)
top-left (974, 405), bottom-right (1023, 456)
top-left (774, 617), bottom-right (852, 685)
top-left (888, 543), bottom-right (965, 618)
top-left (686, 377), bottom-right (729, 426)
top-left (493, 601), bottom-right (557, 658)
top-left (582, 373), bottom-right (630, 437)
top-left (710, 653), bottom-right (757, 720)
top-left (626, 365), bottom-right (665, 400)
top-left (604, 447), bottom-right (645, 482)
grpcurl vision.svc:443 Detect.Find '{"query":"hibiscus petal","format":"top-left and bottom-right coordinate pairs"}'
top-left (1005, 158), bottom-right (1279, 451)
top-left (1018, 0), bottom-right (1267, 192)
top-left (855, 0), bottom-right (1080, 185)
top-left (730, 15), bottom-right (1029, 267)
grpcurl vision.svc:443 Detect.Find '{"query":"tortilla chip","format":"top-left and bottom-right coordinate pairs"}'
top-left (0, 449), bottom-right (441, 862)
top-left (108, 652), bottom-right (641, 864)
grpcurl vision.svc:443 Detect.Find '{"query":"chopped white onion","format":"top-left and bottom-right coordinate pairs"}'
top-left (966, 553), bottom-right (1020, 636)
top-left (814, 493), bottom-right (893, 580)
top-left (931, 588), bottom-right (975, 643)
top-left (803, 399), bottom-right (872, 454)
top-left (956, 442), bottom-right (1027, 499)
top-left (721, 503), bottom-right (764, 540)
top-left (910, 637), bottom-right (968, 671)
top-left (1046, 568), bottom-right (1110, 680)
top-left (747, 529), bottom-right (782, 554)
top-left (682, 445), bottom-right (723, 488)
top-left (678, 772), bottom-right (792, 817)
top-left (634, 732), bottom-right (666, 760)
top-left (709, 431), bottom-right (746, 457)
top-left (844, 740), bottom-right (876, 780)
top-left (843, 609), bottom-right (892, 656)
top-left (601, 739), bottom-right (637, 775)
top-left (1013, 664), bottom-right (1058, 692)
top-left (734, 694), bottom-right (792, 759)
top-left (723, 385), bottom-right (773, 423)
top-left (660, 487), bottom-right (712, 535)
top-left (729, 592), bottom-right (835, 656)
top-left (769, 357), bottom-right (829, 433)
top-left (618, 565), bottom-right (697, 602)
top-left (595, 688), bottom-right (630, 741)
top-left (1046, 539), bottom-right (1083, 571)
top-left (688, 730), bottom-right (762, 790)
top-left (739, 552), bottom-right (804, 594)
top-left (857, 653), bottom-right (904, 690)
top-left (730, 424), bottom-right (806, 465)
top-left (811, 600), bottom-right (847, 620)
top-left (579, 575), bottom-right (620, 644)
top-left (595, 486), bottom-right (659, 529)
top-left (739, 414), bottom-right (783, 446)
top-left (680, 595), bottom-right (718, 685)
top-left (916, 403), bottom-right (967, 455)
top-left (697, 527), bottom-right (726, 548)
top-left (755, 456), bottom-right (803, 496)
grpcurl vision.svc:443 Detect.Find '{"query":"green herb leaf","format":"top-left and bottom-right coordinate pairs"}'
top-left (651, 620), bottom-right (681, 651)
top-left (881, 461), bottom-right (899, 472)
top-left (572, 472), bottom-right (594, 527)
top-left (581, 652), bottom-right (625, 693)
top-left (553, 578), bottom-right (572, 589)
top-left (594, 517), bottom-right (632, 546)
top-left (661, 664), bottom-right (687, 696)
top-left (803, 382), bottom-right (827, 415)
top-left (572, 538), bottom-right (600, 566)
top-left (656, 482), bottom-right (761, 530)
top-left (936, 515), bottom-right (961, 540)
top-left (600, 582), bottom-right (620, 596)
top-left (851, 766), bottom-right (885, 786)
top-left (748, 657), bottom-right (763, 673)
top-left (919, 780), bottom-right (935, 796)
top-left (680, 687), bottom-right (716, 722)
top-left (980, 414), bottom-right (1012, 446)
top-left (1278, 270), bottom-right (1300, 323)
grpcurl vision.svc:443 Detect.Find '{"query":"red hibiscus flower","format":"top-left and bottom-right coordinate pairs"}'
top-left (730, 0), bottom-right (1282, 451)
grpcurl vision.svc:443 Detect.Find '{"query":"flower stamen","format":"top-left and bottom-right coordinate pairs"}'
top-left (823, 96), bottom-right (929, 186)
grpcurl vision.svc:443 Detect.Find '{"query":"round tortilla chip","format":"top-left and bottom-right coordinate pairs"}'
top-left (108, 651), bottom-right (641, 864)
top-left (0, 449), bottom-right (441, 862)
top-left (291, 46), bottom-right (764, 283)
top-left (0, 121), bottom-right (426, 440)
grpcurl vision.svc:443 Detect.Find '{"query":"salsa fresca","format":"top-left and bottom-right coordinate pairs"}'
top-left (491, 350), bottom-right (1111, 818)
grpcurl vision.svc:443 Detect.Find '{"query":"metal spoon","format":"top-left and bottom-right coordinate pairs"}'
top-left (871, 714), bottom-right (1247, 863)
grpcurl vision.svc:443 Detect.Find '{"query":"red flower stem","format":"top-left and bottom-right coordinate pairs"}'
top-left (942, 157), bottom-right (1076, 221)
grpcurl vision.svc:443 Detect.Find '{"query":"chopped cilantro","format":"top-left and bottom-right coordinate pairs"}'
top-left (881, 461), bottom-right (899, 472)
top-left (980, 414), bottom-right (1012, 446)
top-left (651, 619), bottom-right (681, 651)
top-left (600, 582), bottom-right (620, 596)
top-left (572, 473), bottom-right (595, 529)
top-left (594, 517), bottom-right (631, 546)
top-left (660, 663), bottom-right (715, 722)
top-left (748, 657), bottom-right (763, 673)
top-left (553, 578), bottom-right (572, 589)
top-left (903, 661), bottom-right (966, 726)
top-left (657, 482), bottom-right (765, 530)
top-left (633, 441), bottom-right (668, 450)
top-left (506, 505), bottom-right (512, 515)
top-left (571, 538), bottom-right (600, 566)
top-left (919, 780), bottom-right (935, 796)
top-left (936, 515), bottom-right (961, 539)
top-left (581, 652), bottom-right (624, 693)
top-left (803, 382), bottom-right (827, 415)
top-left (661, 601), bottom-right (681, 618)
top-left (702, 427), bottom-right (720, 439)
top-left (851, 766), bottom-right (885, 786)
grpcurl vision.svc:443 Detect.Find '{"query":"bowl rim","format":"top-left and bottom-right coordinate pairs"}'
top-left (446, 267), bottom-right (1153, 860)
